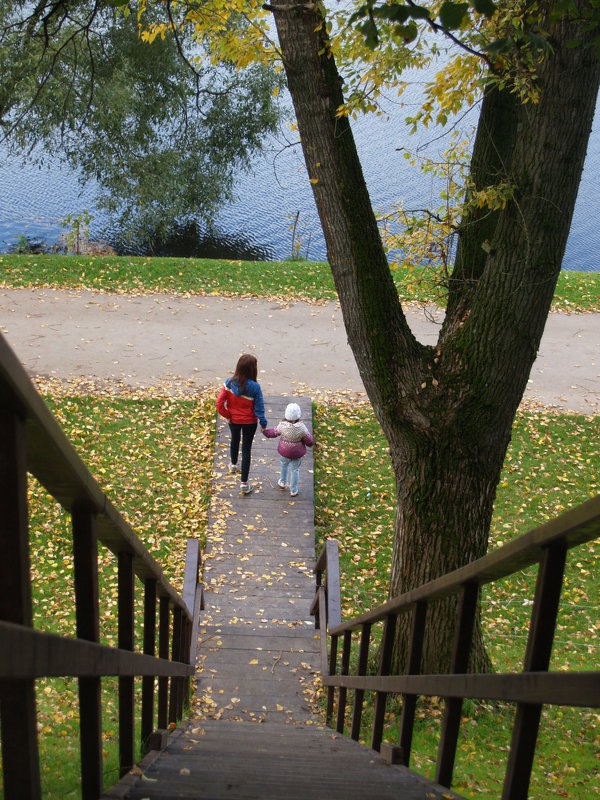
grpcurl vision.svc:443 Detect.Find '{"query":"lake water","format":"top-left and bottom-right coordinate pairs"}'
top-left (1, 84), bottom-right (599, 270)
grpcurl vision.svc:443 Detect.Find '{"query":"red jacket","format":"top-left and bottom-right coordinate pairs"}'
top-left (216, 378), bottom-right (267, 427)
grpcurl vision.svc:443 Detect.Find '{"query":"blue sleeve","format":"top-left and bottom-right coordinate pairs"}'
top-left (252, 383), bottom-right (267, 428)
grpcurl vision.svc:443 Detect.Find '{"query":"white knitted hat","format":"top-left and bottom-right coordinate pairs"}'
top-left (285, 403), bottom-right (301, 421)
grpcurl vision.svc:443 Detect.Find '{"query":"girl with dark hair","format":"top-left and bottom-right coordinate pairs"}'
top-left (217, 354), bottom-right (267, 494)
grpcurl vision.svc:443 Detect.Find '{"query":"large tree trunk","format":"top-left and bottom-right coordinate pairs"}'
top-left (271, 0), bottom-right (600, 673)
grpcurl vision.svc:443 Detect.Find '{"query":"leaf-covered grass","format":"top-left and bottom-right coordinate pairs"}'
top-left (313, 400), bottom-right (599, 800)
top-left (3, 386), bottom-right (598, 797)
top-left (25, 388), bottom-right (215, 798)
top-left (1, 253), bottom-right (598, 311)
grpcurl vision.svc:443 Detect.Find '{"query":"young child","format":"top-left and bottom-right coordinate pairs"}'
top-left (262, 402), bottom-right (314, 497)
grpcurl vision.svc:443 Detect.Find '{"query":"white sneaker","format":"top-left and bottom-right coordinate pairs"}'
top-left (278, 480), bottom-right (288, 489)
top-left (290, 490), bottom-right (298, 497)
top-left (240, 483), bottom-right (253, 494)
top-left (228, 463), bottom-right (240, 473)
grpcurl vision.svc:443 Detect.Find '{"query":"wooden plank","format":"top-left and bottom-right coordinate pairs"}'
top-left (322, 671), bottom-right (600, 707)
top-left (0, 621), bottom-right (193, 678)
top-left (158, 597), bottom-right (170, 730)
top-left (0, 409), bottom-right (41, 800)
top-left (182, 539), bottom-right (201, 617)
top-left (118, 720), bottom-right (467, 800)
top-left (436, 583), bottom-right (478, 787)
top-left (169, 607), bottom-right (184, 723)
top-left (142, 578), bottom-right (157, 748)
top-left (350, 622), bottom-right (371, 741)
top-left (502, 543), bottom-right (568, 800)
top-left (118, 551), bottom-right (135, 777)
top-left (325, 539), bottom-right (342, 628)
top-left (371, 614), bottom-right (397, 752)
top-left (336, 630), bottom-right (352, 734)
top-left (72, 505), bottom-right (103, 800)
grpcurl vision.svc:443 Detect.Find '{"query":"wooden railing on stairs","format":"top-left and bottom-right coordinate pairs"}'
top-left (0, 332), bottom-right (203, 800)
top-left (312, 495), bottom-right (600, 800)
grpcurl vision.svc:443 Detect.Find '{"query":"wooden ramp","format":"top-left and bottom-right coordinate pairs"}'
top-left (115, 397), bottom-right (464, 800)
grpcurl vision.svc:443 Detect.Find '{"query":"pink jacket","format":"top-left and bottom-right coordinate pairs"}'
top-left (262, 420), bottom-right (314, 459)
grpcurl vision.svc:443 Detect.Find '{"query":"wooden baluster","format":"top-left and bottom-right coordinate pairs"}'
top-left (158, 596), bottom-right (170, 729)
top-left (142, 578), bottom-right (157, 750)
top-left (72, 505), bottom-right (103, 799)
top-left (398, 601), bottom-right (427, 766)
top-left (314, 565), bottom-right (323, 630)
top-left (502, 544), bottom-right (567, 800)
top-left (436, 583), bottom-right (479, 786)
top-left (326, 633), bottom-right (339, 727)
top-left (0, 409), bottom-right (41, 800)
top-left (336, 630), bottom-right (352, 734)
top-left (118, 551), bottom-right (135, 777)
top-left (169, 606), bottom-right (183, 723)
top-left (181, 616), bottom-right (192, 711)
top-left (371, 614), bottom-right (397, 752)
top-left (350, 622), bottom-right (371, 741)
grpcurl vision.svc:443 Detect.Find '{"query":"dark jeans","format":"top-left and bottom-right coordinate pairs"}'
top-left (229, 422), bottom-right (257, 483)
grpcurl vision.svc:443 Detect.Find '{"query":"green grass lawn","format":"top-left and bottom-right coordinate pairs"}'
top-left (1, 253), bottom-right (599, 311)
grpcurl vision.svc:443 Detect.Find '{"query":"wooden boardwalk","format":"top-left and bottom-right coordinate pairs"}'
top-left (113, 397), bottom-right (465, 800)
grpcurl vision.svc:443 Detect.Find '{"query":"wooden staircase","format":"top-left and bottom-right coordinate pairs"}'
top-left (109, 397), bottom-right (462, 799)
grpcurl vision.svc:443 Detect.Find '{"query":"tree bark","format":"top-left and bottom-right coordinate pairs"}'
top-left (271, 0), bottom-right (600, 673)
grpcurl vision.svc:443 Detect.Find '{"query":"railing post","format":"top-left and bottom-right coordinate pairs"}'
top-left (158, 596), bottom-right (170, 729)
top-left (436, 583), bottom-right (479, 786)
top-left (350, 622), bottom-right (371, 741)
top-left (118, 551), bottom-right (135, 777)
top-left (336, 630), bottom-right (352, 734)
top-left (169, 606), bottom-right (184, 723)
top-left (371, 614), bottom-right (397, 752)
top-left (181, 617), bottom-right (192, 711)
top-left (326, 633), bottom-right (339, 727)
top-left (72, 504), bottom-right (103, 800)
top-left (502, 543), bottom-right (568, 800)
top-left (0, 409), bottom-right (41, 800)
top-left (142, 577), bottom-right (157, 750)
top-left (398, 600), bottom-right (427, 766)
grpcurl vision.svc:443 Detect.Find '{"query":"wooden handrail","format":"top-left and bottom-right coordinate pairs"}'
top-left (313, 494), bottom-right (600, 800)
top-left (328, 494), bottom-right (600, 637)
top-left (0, 621), bottom-right (194, 679)
top-left (0, 331), bottom-right (204, 799)
top-left (0, 334), bottom-right (190, 616)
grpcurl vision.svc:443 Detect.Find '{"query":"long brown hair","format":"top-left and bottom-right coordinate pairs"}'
top-left (232, 354), bottom-right (258, 393)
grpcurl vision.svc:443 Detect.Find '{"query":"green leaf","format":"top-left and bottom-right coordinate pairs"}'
top-left (374, 4), bottom-right (412, 23)
top-left (439, 2), bottom-right (469, 30)
top-left (394, 21), bottom-right (419, 42)
top-left (527, 31), bottom-right (549, 52)
top-left (360, 18), bottom-right (379, 49)
top-left (470, 0), bottom-right (496, 17)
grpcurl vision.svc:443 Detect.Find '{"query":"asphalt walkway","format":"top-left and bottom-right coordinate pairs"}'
top-left (0, 286), bottom-right (598, 413)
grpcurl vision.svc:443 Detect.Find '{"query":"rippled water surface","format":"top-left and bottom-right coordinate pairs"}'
top-left (1, 86), bottom-right (599, 270)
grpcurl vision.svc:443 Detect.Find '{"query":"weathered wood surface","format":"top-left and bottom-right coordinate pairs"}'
top-left (196, 397), bottom-right (319, 723)
top-left (116, 397), bottom-right (465, 799)
top-left (121, 720), bottom-right (463, 799)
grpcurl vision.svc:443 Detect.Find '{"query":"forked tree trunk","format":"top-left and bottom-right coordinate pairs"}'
top-left (271, 0), bottom-right (600, 673)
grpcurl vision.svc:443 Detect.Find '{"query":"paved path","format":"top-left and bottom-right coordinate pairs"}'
top-left (1, 286), bottom-right (598, 413)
